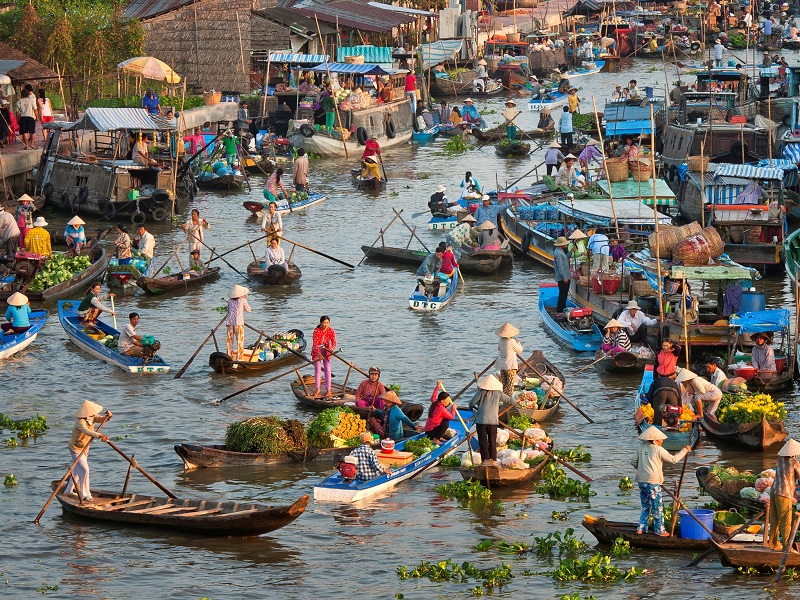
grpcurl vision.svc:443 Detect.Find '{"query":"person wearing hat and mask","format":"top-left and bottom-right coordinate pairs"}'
top-left (676, 368), bottom-right (722, 417)
top-left (226, 284), bottom-right (251, 361)
top-left (617, 300), bottom-right (658, 344)
top-left (468, 374), bottom-right (512, 466)
top-left (495, 323), bottom-right (523, 396)
top-left (750, 331), bottom-right (777, 374)
top-left (2, 292), bottom-right (31, 334)
top-left (556, 153), bottom-right (578, 188)
top-left (350, 431), bottom-right (391, 481)
top-left (601, 318), bottom-right (632, 355)
top-left (461, 98), bottom-right (486, 128)
top-left (416, 246), bottom-right (444, 297)
top-left (559, 106), bottom-right (574, 150)
top-left (769, 438), bottom-right (800, 550)
top-left (553, 236), bottom-right (572, 312)
top-left (14, 194), bottom-right (34, 249)
top-left (381, 390), bottom-right (422, 441)
top-left (459, 171), bottom-right (482, 197)
top-left (66, 400), bottom-right (112, 502)
top-left (65, 216), bottom-right (86, 254)
top-left (502, 100), bottom-right (521, 140)
top-left (0, 205), bottom-right (20, 256)
top-left (713, 38), bottom-right (725, 66)
top-left (360, 155), bottom-right (383, 182)
top-left (24, 216), bottom-right (51, 256)
top-left (446, 213), bottom-right (479, 249)
top-left (473, 195), bottom-right (511, 228)
top-left (354, 367), bottom-right (388, 411)
top-left (428, 185), bottom-right (458, 217)
top-left (545, 140), bottom-right (565, 175)
top-left (476, 58), bottom-right (489, 79)
top-left (477, 220), bottom-right (502, 250)
top-left (631, 427), bottom-right (691, 535)
top-left (538, 106), bottom-right (555, 132)
top-left (568, 227), bottom-right (588, 265)
top-left (425, 381), bottom-right (458, 445)
top-left (312, 315), bottom-right (337, 398)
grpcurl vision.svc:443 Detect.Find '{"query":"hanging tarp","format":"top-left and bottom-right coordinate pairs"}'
top-left (729, 309), bottom-right (790, 333)
top-left (336, 46), bottom-right (393, 64)
top-left (419, 40), bottom-right (465, 70)
top-left (783, 142), bottom-right (800, 163)
top-left (713, 163), bottom-right (792, 182)
top-left (595, 179), bottom-right (677, 207)
top-left (66, 108), bottom-right (172, 132)
top-left (624, 250), bottom-right (758, 291)
top-left (308, 63), bottom-right (391, 75)
top-left (265, 53), bottom-right (328, 64)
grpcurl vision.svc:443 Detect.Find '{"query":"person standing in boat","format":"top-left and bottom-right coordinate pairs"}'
top-left (260, 201), bottom-right (283, 244)
top-left (66, 400), bottom-right (112, 502)
top-left (312, 316), bottom-right (337, 398)
top-left (631, 427), bottom-right (691, 536)
top-left (354, 367), bottom-right (387, 411)
top-left (769, 438), bottom-right (800, 551)
top-left (460, 171), bottom-right (482, 196)
top-left (14, 194), bottom-right (34, 250)
top-left (114, 224), bottom-right (132, 260)
top-left (617, 300), bottom-right (658, 344)
top-left (568, 88), bottom-right (580, 114)
top-left (293, 148), bottom-right (309, 192)
top-left (180, 209), bottom-right (210, 257)
top-left (553, 236), bottom-right (571, 312)
top-left (0, 205), bottom-right (20, 255)
top-left (361, 133), bottom-right (382, 162)
top-left (559, 106), bottom-right (574, 150)
top-left (713, 39), bottom-right (726, 67)
top-left (473, 195), bottom-right (511, 228)
top-left (495, 322), bottom-right (523, 396)
top-left (653, 340), bottom-right (680, 378)
top-left (77, 283), bottom-right (116, 324)
top-left (578, 139), bottom-right (602, 172)
top-left (502, 100), bottom-right (521, 140)
top-left (135, 224), bottom-right (156, 262)
top-left (25, 216), bottom-right (51, 256)
top-left (350, 431), bottom-right (391, 481)
top-left (545, 141), bottom-right (564, 175)
top-left (226, 285), bottom-right (251, 362)
top-left (468, 374), bottom-right (511, 467)
top-left (601, 319), bottom-right (632, 355)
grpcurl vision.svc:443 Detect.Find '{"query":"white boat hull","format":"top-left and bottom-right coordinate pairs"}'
top-left (290, 131), bottom-right (412, 159)
top-left (65, 329), bottom-right (170, 373)
top-left (0, 332), bottom-right (37, 360)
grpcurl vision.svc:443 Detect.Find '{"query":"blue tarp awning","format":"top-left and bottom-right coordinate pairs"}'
top-left (605, 119), bottom-right (654, 136)
top-left (729, 309), bottom-right (790, 333)
top-left (603, 101), bottom-right (665, 121)
top-left (66, 107), bottom-right (172, 132)
top-left (308, 62), bottom-right (391, 75)
top-left (419, 40), bottom-right (465, 70)
top-left (265, 53), bottom-right (328, 64)
top-left (336, 46), bottom-right (393, 64)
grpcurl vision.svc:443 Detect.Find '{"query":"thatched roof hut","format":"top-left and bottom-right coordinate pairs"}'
top-left (0, 42), bottom-right (60, 86)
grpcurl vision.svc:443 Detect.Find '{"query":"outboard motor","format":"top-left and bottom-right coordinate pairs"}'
top-left (566, 307), bottom-right (595, 334)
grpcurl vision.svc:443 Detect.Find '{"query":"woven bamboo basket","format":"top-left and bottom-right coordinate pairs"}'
top-left (631, 279), bottom-right (653, 298)
top-left (676, 222), bottom-right (702, 240)
top-left (507, 32), bottom-right (522, 43)
top-left (629, 159), bottom-right (652, 182)
top-left (687, 155), bottom-right (709, 172)
top-left (745, 226), bottom-right (762, 244)
top-left (606, 157), bottom-right (629, 182)
top-left (673, 226), bottom-right (725, 265)
top-left (700, 226), bottom-right (724, 256)
top-left (203, 91), bottom-right (221, 106)
top-left (648, 226), bottom-right (679, 258)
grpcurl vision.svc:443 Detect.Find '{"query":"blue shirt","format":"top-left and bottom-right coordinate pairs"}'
top-left (387, 405), bottom-right (416, 441)
top-left (5, 304), bottom-right (30, 328)
top-left (350, 443), bottom-right (384, 481)
top-left (553, 247), bottom-right (570, 281)
top-left (473, 202), bottom-right (510, 227)
top-left (416, 252), bottom-right (442, 277)
top-left (588, 233), bottom-right (610, 256)
top-left (559, 111), bottom-right (573, 134)
top-left (764, 19), bottom-right (773, 35)
top-left (463, 104), bottom-right (480, 119)
top-left (142, 93), bottom-right (160, 114)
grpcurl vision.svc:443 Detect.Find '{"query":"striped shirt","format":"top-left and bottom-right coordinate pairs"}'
top-left (226, 297), bottom-right (251, 326)
top-left (351, 444), bottom-right (384, 481)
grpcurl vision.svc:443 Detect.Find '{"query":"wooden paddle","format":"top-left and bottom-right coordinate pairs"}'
top-left (412, 209), bottom-right (431, 219)
top-left (34, 418), bottom-right (108, 524)
top-left (378, 153), bottom-right (389, 182)
top-left (774, 513), bottom-right (800, 582)
top-left (195, 236), bottom-right (246, 278)
top-left (110, 295), bottom-right (117, 330)
top-left (173, 314), bottom-right (227, 379)
top-left (669, 451), bottom-right (691, 537)
top-left (517, 353), bottom-right (594, 424)
top-left (104, 440), bottom-right (177, 498)
top-left (279, 235), bottom-right (355, 269)
top-left (449, 359), bottom-right (496, 403)
top-left (439, 381), bottom-right (476, 449)
top-left (207, 235), bottom-right (268, 264)
top-left (213, 364), bottom-right (303, 405)
top-left (575, 352), bottom-right (609, 373)
top-left (686, 510), bottom-right (765, 567)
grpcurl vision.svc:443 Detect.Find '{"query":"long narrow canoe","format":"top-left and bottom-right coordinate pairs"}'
top-left (247, 260), bottom-right (301, 285)
top-left (593, 345), bottom-right (654, 375)
top-left (52, 481), bottom-right (308, 536)
top-left (700, 413), bottom-right (786, 450)
top-left (635, 366), bottom-right (700, 451)
top-left (582, 517), bottom-right (712, 550)
top-left (695, 466), bottom-right (763, 512)
top-left (409, 269), bottom-right (459, 312)
top-left (209, 329), bottom-right (306, 375)
top-left (460, 449), bottom-right (550, 487)
top-left (360, 245), bottom-right (502, 275)
top-left (58, 300), bottom-right (170, 374)
top-left (136, 267), bottom-right (221, 295)
top-left (174, 443), bottom-right (340, 469)
top-left (0, 310), bottom-right (47, 360)
top-left (313, 409), bottom-right (474, 502)
top-left (243, 192), bottom-right (328, 216)
top-left (538, 282), bottom-right (602, 352)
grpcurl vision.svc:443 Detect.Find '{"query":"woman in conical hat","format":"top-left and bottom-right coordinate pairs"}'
top-left (226, 285), bottom-right (251, 361)
top-left (65, 215), bottom-right (87, 254)
top-left (769, 439), bottom-right (800, 550)
top-left (494, 323), bottom-right (523, 396)
top-left (631, 426), bottom-right (691, 535)
top-left (66, 401), bottom-right (112, 502)
top-left (2, 291), bottom-right (31, 335)
top-left (601, 317), bottom-right (631, 356)
top-left (468, 374), bottom-right (512, 466)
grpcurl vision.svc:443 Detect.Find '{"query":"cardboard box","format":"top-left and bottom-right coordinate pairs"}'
top-left (377, 450), bottom-right (414, 467)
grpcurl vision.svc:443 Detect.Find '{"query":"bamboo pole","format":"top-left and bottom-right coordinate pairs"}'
top-left (591, 96), bottom-right (619, 237)
top-left (700, 140), bottom-right (705, 228)
top-left (315, 15), bottom-right (348, 159)
top-left (650, 104), bottom-right (665, 326)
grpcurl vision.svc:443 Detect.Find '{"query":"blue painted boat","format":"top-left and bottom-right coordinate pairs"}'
top-left (57, 301), bottom-right (170, 374)
top-left (527, 91), bottom-right (567, 112)
top-left (538, 282), bottom-right (602, 352)
top-left (0, 310), bottom-right (47, 360)
top-left (314, 409), bottom-right (474, 502)
top-left (428, 215), bottom-right (458, 230)
top-left (242, 192), bottom-right (328, 217)
top-left (409, 270), bottom-right (459, 312)
top-left (634, 366), bottom-right (700, 452)
top-left (412, 126), bottom-right (439, 144)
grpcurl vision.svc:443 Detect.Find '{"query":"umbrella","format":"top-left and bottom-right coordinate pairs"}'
top-left (118, 57), bottom-right (181, 84)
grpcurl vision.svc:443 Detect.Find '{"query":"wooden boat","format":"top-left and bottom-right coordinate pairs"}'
top-left (582, 517), bottom-right (712, 550)
top-left (528, 91), bottom-right (567, 112)
top-left (359, 245), bottom-right (503, 276)
top-left (509, 349), bottom-right (565, 422)
top-left (408, 269), bottom-right (459, 312)
top-left (0, 309), bottom-right (47, 360)
top-left (313, 409), bottom-right (473, 502)
top-left (428, 215), bottom-right (458, 230)
top-left (635, 366), bottom-right (701, 451)
top-left (593, 345), bottom-right (654, 375)
top-left (174, 443), bottom-right (340, 469)
top-left (495, 141), bottom-right (531, 157)
top-left (695, 466), bottom-right (763, 512)
top-left (195, 173), bottom-right (246, 191)
top-left (412, 126), bottom-right (439, 144)
top-left (208, 329), bottom-right (306, 375)
top-left (52, 481), bottom-right (308, 536)
top-left (429, 71), bottom-right (475, 97)
top-left (713, 542), bottom-right (800, 570)
top-left (700, 414), bottom-right (786, 450)
top-left (350, 169), bottom-right (386, 191)
top-left (136, 267), bottom-right (221, 295)
top-left (459, 453), bottom-right (550, 487)
top-left (538, 282), bottom-right (602, 352)
top-left (241, 153), bottom-right (274, 175)
top-left (247, 260), bottom-right (301, 285)
top-left (471, 127), bottom-right (553, 142)
top-left (57, 300), bottom-right (170, 374)
top-left (242, 193), bottom-right (328, 217)
top-left (290, 377), bottom-right (425, 422)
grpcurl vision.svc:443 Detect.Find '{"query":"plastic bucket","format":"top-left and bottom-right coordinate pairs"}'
top-left (679, 509), bottom-right (714, 540)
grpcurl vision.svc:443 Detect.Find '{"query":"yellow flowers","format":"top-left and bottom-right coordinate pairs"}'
top-left (331, 412), bottom-right (366, 439)
top-left (718, 392), bottom-right (788, 425)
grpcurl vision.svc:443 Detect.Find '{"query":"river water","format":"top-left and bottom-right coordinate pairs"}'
top-left (1, 59), bottom-right (798, 599)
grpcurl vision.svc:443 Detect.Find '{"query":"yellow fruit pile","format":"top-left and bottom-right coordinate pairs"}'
top-left (679, 406), bottom-right (695, 431)
top-left (331, 412), bottom-right (366, 439)
top-left (639, 404), bottom-right (654, 424)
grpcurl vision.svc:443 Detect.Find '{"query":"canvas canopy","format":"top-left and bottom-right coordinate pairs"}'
top-left (308, 63), bottom-right (391, 75)
top-left (66, 108), bottom-right (173, 132)
top-left (729, 309), bottom-right (790, 333)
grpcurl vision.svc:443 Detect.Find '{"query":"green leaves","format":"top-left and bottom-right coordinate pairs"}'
top-left (536, 463), bottom-right (596, 500)
top-left (551, 553), bottom-right (643, 582)
top-left (396, 559), bottom-right (514, 595)
top-left (0, 413), bottom-right (48, 443)
top-left (434, 480), bottom-right (491, 503)
top-left (618, 476), bottom-right (633, 491)
top-left (404, 438), bottom-right (434, 458)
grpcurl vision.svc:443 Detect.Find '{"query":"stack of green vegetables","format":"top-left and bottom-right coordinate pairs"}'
top-left (225, 416), bottom-right (308, 454)
top-left (498, 139), bottom-right (530, 150)
top-left (306, 407), bottom-right (358, 448)
top-left (704, 465), bottom-right (757, 495)
top-left (570, 113), bottom-right (597, 131)
top-left (27, 255), bottom-right (92, 293)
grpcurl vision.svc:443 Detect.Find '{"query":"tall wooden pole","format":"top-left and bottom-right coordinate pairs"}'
top-left (592, 96), bottom-right (619, 237)
top-left (650, 104), bottom-right (665, 325)
top-left (315, 15), bottom-right (349, 159)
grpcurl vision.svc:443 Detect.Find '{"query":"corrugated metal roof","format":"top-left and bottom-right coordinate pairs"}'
top-left (336, 46), bottom-right (393, 64)
top-left (67, 108), bottom-right (172, 132)
top-left (0, 60), bottom-right (25, 74)
top-left (290, 0), bottom-right (416, 33)
top-left (556, 199), bottom-right (672, 226)
top-left (254, 7), bottom-right (337, 36)
top-left (366, 1), bottom-right (435, 16)
top-left (603, 101), bottom-right (665, 121)
top-left (123, 0), bottom-right (193, 20)
top-left (713, 164), bottom-right (791, 182)
top-left (604, 119), bottom-right (654, 136)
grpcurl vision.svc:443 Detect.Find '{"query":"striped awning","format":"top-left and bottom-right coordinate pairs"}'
top-left (713, 163), bottom-right (792, 182)
top-left (419, 40), bottom-right (465, 70)
top-left (308, 63), bottom-right (391, 75)
top-left (336, 46), bottom-right (393, 64)
top-left (783, 143), bottom-right (800, 163)
top-left (66, 108), bottom-right (171, 132)
top-left (265, 53), bottom-right (328, 64)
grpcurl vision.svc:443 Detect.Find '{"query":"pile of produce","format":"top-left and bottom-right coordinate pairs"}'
top-left (307, 407), bottom-right (366, 448)
top-left (259, 331), bottom-right (302, 359)
top-left (570, 113), bottom-right (597, 131)
top-left (461, 426), bottom-right (550, 470)
top-left (497, 139), bottom-right (530, 151)
top-left (635, 403), bottom-right (694, 430)
top-left (514, 377), bottom-right (558, 411)
top-left (287, 190), bottom-right (310, 205)
top-left (737, 469), bottom-right (787, 504)
top-left (718, 392), bottom-right (786, 424)
top-left (404, 437), bottom-right (434, 458)
top-left (27, 254), bottom-right (92, 293)
top-left (704, 465), bottom-right (758, 497)
top-left (99, 334), bottom-right (119, 349)
top-left (225, 416), bottom-right (308, 454)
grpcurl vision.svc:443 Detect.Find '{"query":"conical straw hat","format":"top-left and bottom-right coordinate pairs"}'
top-left (229, 284), bottom-right (249, 298)
top-left (778, 439), bottom-right (800, 456)
top-left (639, 426), bottom-right (667, 441)
top-left (604, 318), bottom-right (624, 329)
top-left (6, 292), bottom-right (28, 306)
top-left (496, 322), bottom-right (519, 337)
top-left (76, 400), bottom-right (103, 418)
top-left (676, 369), bottom-right (697, 384)
top-left (67, 216), bottom-right (85, 226)
top-left (477, 374), bottom-right (503, 391)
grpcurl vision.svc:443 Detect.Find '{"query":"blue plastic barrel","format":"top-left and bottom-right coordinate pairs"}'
top-left (740, 291), bottom-right (766, 313)
top-left (679, 509), bottom-right (714, 540)
top-left (645, 86), bottom-right (654, 99)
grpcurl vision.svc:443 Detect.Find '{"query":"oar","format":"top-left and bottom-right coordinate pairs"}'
top-left (195, 236), bottom-right (246, 278)
top-left (439, 382), bottom-right (477, 449)
top-left (412, 209), bottom-right (431, 219)
top-left (457, 266), bottom-right (465, 289)
top-left (357, 209), bottom-right (405, 267)
top-left (686, 510), bottom-right (765, 567)
top-left (669, 451), bottom-right (691, 537)
top-left (517, 353), bottom-right (594, 424)
top-left (104, 440), bottom-right (177, 499)
top-left (449, 359), bottom-right (496, 403)
top-left (499, 420), bottom-right (593, 481)
top-left (110, 296), bottom-right (117, 330)
top-left (575, 352), bottom-right (609, 373)
top-left (279, 235), bottom-right (355, 269)
top-left (173, 314), bottom-right (227, 379)
top-left (34, 418), bottom-right (108, 524)
top-left (213, 364), bottom-right (303, 405)
top-left (244, 324), bottom-right (313, 366)
top-left (378, 153), bottom-right (389, 182)
top-left (207, 235), bottom-right (268, 264)
top-left (774, 513), bottom-right (800, 582)
top-left (329, 350), bottom-right (369, 378)
top-left (150, 238), bottom-right (189, 280)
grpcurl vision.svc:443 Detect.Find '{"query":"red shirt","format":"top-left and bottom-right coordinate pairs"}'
top-left (441, 249), bottom-right (458, 275)
top-left (655, 350), bottom-right (678, 377)
top-left (405, 74), bottom-right (416, 92)
top-left (361, 138), bottom-right (381, 160)
top-left (425, 401), bottom-right (457, 433)
top-left (311, 326), bottom-right (337, 361)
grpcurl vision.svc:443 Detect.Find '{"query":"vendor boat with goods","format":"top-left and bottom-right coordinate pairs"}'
top-left (136, 265), bottom-right (221, 295)
top-left (700, 390), bottom-right (787, 450)
top-left (0, 308), bottom-right (47, 360)
top-left (593, 344), bottom-right (655, 375)
top-left (538, 282), bottom-right (602, 352)
top-left (502, 350), bottom-right (565, 423)
top-left (724, 309), bottom-right (794, 393)
top-left (313, 409), bottom-right (473, 503)
top-left (696, 466), bottom-right (766, 512)
top-left (243, 191), bottom-right (328, 217)
top-left (208, 329), bottom-right (306, 374)
top-left (106, 250), bottom-right (152, 288)
top-left (634, 366), bottom-right (700, 451)
top-left (58, 300), bottom-right (169, 374)
top-left (459, 424), bottom-right (552, 487)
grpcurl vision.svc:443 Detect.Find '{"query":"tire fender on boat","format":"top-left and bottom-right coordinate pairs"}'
top-left (78, 185), bottom-right (89, 205)
top-left (42, 182), bottom-right (53, 202)
top-left (356, 127), bottom-right (368, 146)
top-left (101, 200), bottom-right (116, 220)
top-left (151, 207), bottom-right (168, 221)
top-left (386, 120), bottom-right (396, 139)
top-left (299, 124), bottom-right (315, 138)
top-left (667, 164), bottom-right (677, 183)
top-left (131, 211), bottom-right (147, 226)
top-left (209, 351), bottom-right (233, 373)
top-left (520, 230), bottom-right (533, 256)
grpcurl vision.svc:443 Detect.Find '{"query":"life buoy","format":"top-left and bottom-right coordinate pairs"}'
top-left (356, 127), bottom-right (368, 146)
top-left (668, 164), bottom-right (677, 183)
top-left (131, 211), bottom-right (147, 226)
top-left (78, 185), bottom-right (89, 204)
top-left (100, 201), bottom-right (116, 220)
top-left (520, 230), bottom-right (533, 256)
top-left (151, 207), bottom-right (168, 221)
top-left (386, 120), bottom-right (396, 139)
top-left (42, 182), bottom-right (53, 201)
top-left (208, 351), bottom-right (234, 373)
top-left (299, 124), bottom-right (315, 138)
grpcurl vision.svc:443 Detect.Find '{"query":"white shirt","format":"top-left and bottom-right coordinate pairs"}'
top-left (118, 322), bottom-right (137, 353)
top-left (494, 337), bottom-right (523, 371)
top-left (617, 309), bottom-right (658, 332)
top-left (261, 211), bottom-right (283, 234)
top-left (266, 245), bottom-right (286, 266)
top-left (138, 231), bottom-right (155, 259)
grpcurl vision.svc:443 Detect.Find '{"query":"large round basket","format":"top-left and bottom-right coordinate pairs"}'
top-left (606, 157), bottom-right (629, 182)
top-left (629, 158), bottom-right (652, 182)
top-left (687, 156), bottom-right (709, 172)
top-left (676, 222), bottom-right (702, 240)
top-left (672, 226), bottom-right (725, 265)
top-left (648, 226), bottom-right (679, 258)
